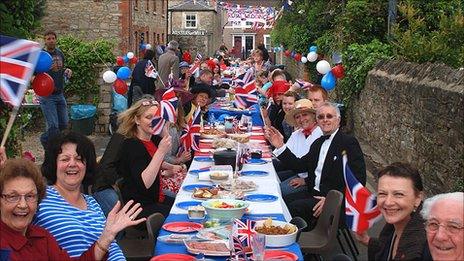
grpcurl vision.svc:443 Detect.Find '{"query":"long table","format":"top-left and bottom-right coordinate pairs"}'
top-left (154, 129), bottom-right (303, 260)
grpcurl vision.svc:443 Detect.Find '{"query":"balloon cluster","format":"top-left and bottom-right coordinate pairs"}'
top-left (116, 51), bottom-right (138, 66)
top-left (32, 51), bottom-right (55, 97)
top-left (276, 45), bottom-right (345, 91)
top-left (102, 51), bottom-right (137, 95)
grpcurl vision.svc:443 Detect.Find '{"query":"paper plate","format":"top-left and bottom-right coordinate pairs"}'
top-left (189, 168), bottom-right (211, 175)
top-left (240, 170), bottom-right (269, 177)
top-left (182, 184), bottom-right (214, 192)
top-left (162, 221), bottom-right (203, 233)
top-left (246, 158), bottom-right (269, 164)
top-left (243, 194), bottom-right (278, 202)
top-left (175, 200), bottom-right (203, 210)
top-left (263, 250), bottom-right (298, 261)
top-left (150, 253), bottom-right (195, 261)
top-left (193, 156), bottom-right (214, 162)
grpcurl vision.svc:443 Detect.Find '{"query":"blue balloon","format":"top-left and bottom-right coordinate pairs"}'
top-left (291, 51), bottom-right (296, 58)
top-left (123, 55), bottom-right (129, 64)
top-left (309, 45), bottom-right (317, 53)
top-left (116, 66), bottom-right (131, 80)
top-left (35, 51), bottom-right (53, 73)
top-left (321, 71), bottom-right (336, 91)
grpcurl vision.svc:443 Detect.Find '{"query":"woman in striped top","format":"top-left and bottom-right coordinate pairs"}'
top-left (34, 131), bottom-right (146, 260)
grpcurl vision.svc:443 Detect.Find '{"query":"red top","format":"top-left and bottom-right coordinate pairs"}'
top-left (0, 220), bottom-right (104, 261)
top-left (140, 139), bottom-right (165, 202)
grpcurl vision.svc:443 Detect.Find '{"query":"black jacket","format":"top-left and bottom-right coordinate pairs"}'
top-left (277, 130), bottom-right (366, 196)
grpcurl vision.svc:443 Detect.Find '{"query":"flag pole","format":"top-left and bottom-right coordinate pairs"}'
top-left (1, 106), bottom-right (20, 147)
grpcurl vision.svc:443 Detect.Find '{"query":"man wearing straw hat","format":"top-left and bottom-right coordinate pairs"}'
top-left (265, 99), bottom-right (323, 197)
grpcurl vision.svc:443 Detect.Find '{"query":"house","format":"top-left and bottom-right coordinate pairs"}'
top-left (40, 0), bottom-right (169, 56)
top-left (168, 0), bottom-right (222, 57)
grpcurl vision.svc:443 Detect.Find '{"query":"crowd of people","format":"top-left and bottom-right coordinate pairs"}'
top-left (0, 31), bottom-right (462, 261)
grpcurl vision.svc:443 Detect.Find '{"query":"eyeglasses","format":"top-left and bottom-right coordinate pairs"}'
top-left (1, 193), bottom-right (38, 203)
top-left (141, 100), bottom-right (158, 106)
top-left (425, 220), bottom-right (464, 235)
top-left (317, 114), bottom-right (335, 120)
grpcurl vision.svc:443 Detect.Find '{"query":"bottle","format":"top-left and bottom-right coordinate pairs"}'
top-left (247, 120), bottom-right (253, 133)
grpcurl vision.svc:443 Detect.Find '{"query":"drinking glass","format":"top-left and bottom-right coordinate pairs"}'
top-left (251, 233), bottom-right (266, 261)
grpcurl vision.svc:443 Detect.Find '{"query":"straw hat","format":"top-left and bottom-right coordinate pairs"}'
top-left (284, 99), bottom-right (316, 127)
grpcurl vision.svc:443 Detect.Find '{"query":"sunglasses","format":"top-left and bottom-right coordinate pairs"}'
top-left (141, 100), bottom-right (159, 106)
top-left (317, 114), bottom-right (335, 120)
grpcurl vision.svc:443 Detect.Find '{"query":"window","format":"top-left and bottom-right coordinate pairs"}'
top-left (245, 21), bottom-right (253, 27)
top-left (264, 35), bottom-right (271, 50)
top-left (153, 0), bottom-right (157, 13)
top-left (153, 32), bottom-right (156, 44)
top-left (146, 0), bottom-right (149, 11)
top-left (161, 0), bottom-right (165, 14)
top-left (157, 34), bottom-right (160, 45)
top-left (134, 0), bottom-right (138, 10)
top-left (161, 33), bottom-right (165, 44)
top-left (146, 31), bottom-right (149, 43)
top-left (185, 13), bottom-right (197, 28)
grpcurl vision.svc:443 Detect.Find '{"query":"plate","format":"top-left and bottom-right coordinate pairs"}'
top-left (176, 200), bottom-right (203, 210)
top-left (189, 168), bottom-right (211, 175)
top-left (263, 250), bottom-right (298, 261)
top-left (150, 253), bottom-right (195, 261)
top-left (184, 240), bottom-right (230, 256)
top-left (193, 156), bottom-right (214, 162)
top-left (196, 225), bottom-right (232, 241)
top-left (243, 194), bottom-right (278, 202)
top-left (246, 158), bottom-right (269, 164)
top-left (240, 170), bottom-right (269, 177)
top-left (183, 184), bottom-right (214, 192)
top-left (157, 234), bottom-right (194, 244)
top-left (162, 221), bottom-right (203, 233)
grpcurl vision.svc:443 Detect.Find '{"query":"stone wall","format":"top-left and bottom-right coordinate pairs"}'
top-left (353, 60), bottom-right (464, 194)
top-left (95, 65), bottom-right (113, 134)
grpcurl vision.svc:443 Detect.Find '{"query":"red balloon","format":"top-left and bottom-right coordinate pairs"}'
top-left (284, 50), bottom-right (291, 57)
top-left (331, 64), bottom-right (345, 79)
top-left (130, 56), bottom-right (138, 65)
top-left (116, 56), bottom-right (124, 66)
top-left (32, 73), bottom-right (54, 97)
top-left (113, 79), bottom-right (128, 95)
top-left (294, 53), bottom-right (302, 62)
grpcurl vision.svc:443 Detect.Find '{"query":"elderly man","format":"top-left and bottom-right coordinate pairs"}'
top-left (157, 40), bottom-right (180, 89)
top-left (267, 102), bottom-right (366, 227)
top-left (265, 99), bottom-right (323, 197)
top-left (421, 192), bottom-right (464, 261)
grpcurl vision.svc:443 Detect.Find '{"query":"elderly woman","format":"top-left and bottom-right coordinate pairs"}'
top-left (1, 158), bottom-right (143, 260)
top-left (117, 97), bottom-right (182, 218)
top-left (421, 192), bottom-right (463, 261)
top-left (356, 162), bottom-right (431, 260)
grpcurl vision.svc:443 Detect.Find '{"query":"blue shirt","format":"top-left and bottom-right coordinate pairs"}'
top-left (34, 186), bottom-right (125, 260)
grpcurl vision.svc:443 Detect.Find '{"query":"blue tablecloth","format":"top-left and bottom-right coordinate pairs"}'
top-left (154, 214), bottom-right (304, 260)
top-left (208, 104), bottom-right (264, 126)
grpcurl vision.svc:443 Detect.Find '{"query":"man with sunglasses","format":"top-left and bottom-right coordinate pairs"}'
top-left (269, 102), bottom-right (366, 228)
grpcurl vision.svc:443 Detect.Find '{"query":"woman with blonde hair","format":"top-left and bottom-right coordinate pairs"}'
top-left (116, 96), bottom-right (182, 218)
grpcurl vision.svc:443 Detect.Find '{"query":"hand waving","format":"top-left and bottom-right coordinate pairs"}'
top-left (103, 200), bottom-right (146, 237)
top-left (264, 126), bottom-right (284, 148)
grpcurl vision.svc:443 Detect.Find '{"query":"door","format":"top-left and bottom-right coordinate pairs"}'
top-left (233, 36), bottom-right (242, 58)
top-left (245, 36), bottom-right (254, 58)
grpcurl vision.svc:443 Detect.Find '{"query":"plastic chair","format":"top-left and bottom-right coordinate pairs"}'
top-left (118, 213), bottom-right (164, 261)
top-left (290, 216), bottom-right (308, 242)
top-left (298, 190), bottom-right (344, 259)
top-left (146, 212), bottom-right (165, 245)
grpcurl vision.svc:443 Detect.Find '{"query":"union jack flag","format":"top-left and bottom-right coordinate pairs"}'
top-left (151, 114), bottom-right (165, 135)
top-left (343, 153), bottom-right (381, 234)
top-left (0, 35), bottom-right (41, 107)
top-left (145, 60), bottom-right (158, 78)
top-left (180, 107), bottom-right (202, 151)
top-left (188, 53), bottom-right (202, 75)
top-left (294, 79), bottom-right (314, 90)
top-left (229, 222), bottom-right (248, 261)
top-left (234, 69), bottom-right (257, 109)
top-left (159, 87), bottom-right (178, 123)
top-left (233, 218), bottom-right (256, 247)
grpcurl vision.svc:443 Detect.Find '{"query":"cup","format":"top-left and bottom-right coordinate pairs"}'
top-left (251, 233), bottom-right (266, 261)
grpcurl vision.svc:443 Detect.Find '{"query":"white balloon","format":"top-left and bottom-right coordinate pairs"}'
top-left (127, 52), bottom-right (134, 59)
top-left (102, 70), bottom-right (117, 83)
top-left (316, 60), bottom-right (331, 74)
top-left (307, 52), bottom-right (318, 62)
top-left (145, 44), bottom-right (152, 50)
top-left (301, 56), bottom-right (308, 63)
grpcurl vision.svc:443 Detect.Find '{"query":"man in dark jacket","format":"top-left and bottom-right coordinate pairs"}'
top-left (266, 102), bottom-right (366, 227)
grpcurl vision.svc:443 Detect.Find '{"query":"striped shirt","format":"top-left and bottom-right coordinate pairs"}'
top-left (34, 186), bottom-right (126, 260)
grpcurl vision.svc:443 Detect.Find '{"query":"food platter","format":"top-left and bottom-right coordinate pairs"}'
top-left (219, 179), bottom-right (257, 192)
top-left (184, 240), bottom-right (230, 256)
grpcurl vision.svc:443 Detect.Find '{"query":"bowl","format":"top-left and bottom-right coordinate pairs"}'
top-left (253, 220), bottom-right (298, 247)
top-left (202, 199), bottom-right (249, 222)
top-left (210, 171), bottom-right (230, 181)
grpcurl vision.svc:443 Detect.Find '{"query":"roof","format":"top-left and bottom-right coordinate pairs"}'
top-left (169, 0), bottom-right (217, 12)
